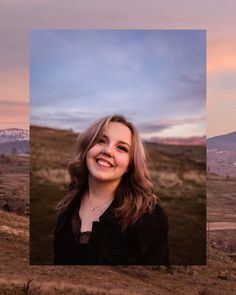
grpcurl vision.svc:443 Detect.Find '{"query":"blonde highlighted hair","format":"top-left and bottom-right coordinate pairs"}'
top-left (57, 114), bottom-right (158, 231)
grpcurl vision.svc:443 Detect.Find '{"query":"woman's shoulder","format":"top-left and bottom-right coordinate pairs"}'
top-left (131, 203), bottom-right (169, 265)
top-left (54, 192), bottom-right (82, 236)
top-left (136, 203), bottom-right (169, 236)
top-left (141, 203), bottom-right (168, 222)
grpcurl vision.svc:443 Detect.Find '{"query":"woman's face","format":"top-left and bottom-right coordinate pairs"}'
top-left (86, 122), bottom-right (132, 186)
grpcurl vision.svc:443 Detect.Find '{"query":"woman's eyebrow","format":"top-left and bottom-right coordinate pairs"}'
top-left (102, 134), bottom-right (130, 148)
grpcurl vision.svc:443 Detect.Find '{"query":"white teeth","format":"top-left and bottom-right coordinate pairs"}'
top-left (97, 159), bottom-right (111, 168)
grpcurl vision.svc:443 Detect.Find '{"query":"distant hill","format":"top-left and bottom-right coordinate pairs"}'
top-left (149, 136), bottom-right (206, 146)
top-left (208, 132), bottom-right (236, 151)
top-left (207, 132), bottom-right (236, 177)
top-left (0, 128), bottom-right (29, 154)
top-left (0, 140), bottom-right (29, 154)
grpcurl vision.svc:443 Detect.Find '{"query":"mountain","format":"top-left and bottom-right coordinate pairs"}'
top-left (207, 132), bottom-right (236, 151)
top-left (0, 128), bottom-right (29, 143)
top-left (0, 128), bottom-right (29, 154)
top-left (207, 131), bottom-right (236, 177)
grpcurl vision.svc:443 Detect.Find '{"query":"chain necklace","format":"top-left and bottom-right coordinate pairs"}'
top-left (88, 193), bottom-right (113, 211)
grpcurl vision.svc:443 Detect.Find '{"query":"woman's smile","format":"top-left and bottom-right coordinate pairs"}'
top-left (96, 157), bottom-right (114, 168)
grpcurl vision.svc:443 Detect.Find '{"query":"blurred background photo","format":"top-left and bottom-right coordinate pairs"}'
top-left (30, 30), bottom-right (206, 264)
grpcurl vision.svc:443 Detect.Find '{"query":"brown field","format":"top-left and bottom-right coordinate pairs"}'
top-left (0, 128), bottom-right (235, 294)
top-left (0, 210), bottom-right (235, 294)
top-left (207, 174), bottom-right (236, 257)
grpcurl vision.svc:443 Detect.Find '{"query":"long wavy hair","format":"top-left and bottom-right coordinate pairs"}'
top-left (56, 114), bottom-right (158, 231)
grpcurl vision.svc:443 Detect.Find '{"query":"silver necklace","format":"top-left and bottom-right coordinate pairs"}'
top-left (88, 193), bottom-right (113, 211)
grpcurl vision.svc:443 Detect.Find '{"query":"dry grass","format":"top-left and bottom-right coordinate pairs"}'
top-left (0, 154), bottom-right (29, 215)
top-left (34, 168), bottom-right (70, 185)
top-left (0, 215), bottom-right (236, 295)
top-left (27, 281), bottom-right (136, 295)
top-left (207, 175), bottom-right (236, 256)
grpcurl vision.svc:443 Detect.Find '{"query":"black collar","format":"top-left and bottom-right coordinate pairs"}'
top-left (55, 191), bottom-right (123, 237)
top-left (72, 190), bottom-right (121, 227)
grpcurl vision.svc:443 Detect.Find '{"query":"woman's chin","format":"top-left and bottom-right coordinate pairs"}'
top-left (89, 172), bottom-right (121, 184)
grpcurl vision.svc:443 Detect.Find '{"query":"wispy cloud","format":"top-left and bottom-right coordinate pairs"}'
top-left (31, 108), bottom-right (98, 131)
top-left (137, 116), bottom-right (205, 133)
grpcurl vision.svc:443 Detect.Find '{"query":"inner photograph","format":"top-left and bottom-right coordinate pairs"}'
top-left (30, 30), bottom-right (206, 265)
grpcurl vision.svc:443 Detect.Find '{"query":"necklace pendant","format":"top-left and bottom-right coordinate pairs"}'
top-left (90, 207), bottom-right (94, 211)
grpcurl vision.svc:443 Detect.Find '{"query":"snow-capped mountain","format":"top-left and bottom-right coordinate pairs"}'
top-left (0, 128), bottom-right (29, 143)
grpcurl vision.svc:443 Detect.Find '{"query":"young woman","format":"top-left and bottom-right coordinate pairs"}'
top-left (53, 114), bottom-right (169, 265)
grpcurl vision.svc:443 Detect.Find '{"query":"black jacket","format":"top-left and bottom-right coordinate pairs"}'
top-left (53, 193), bottom-right (169, 265)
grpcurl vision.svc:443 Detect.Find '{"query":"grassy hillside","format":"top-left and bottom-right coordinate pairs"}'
top-left (0, 139), bottom-right (236, 294)
top-left (0, 153), bottom-right (29, 215)
top-left (30, 126), bottom-right (206, 265)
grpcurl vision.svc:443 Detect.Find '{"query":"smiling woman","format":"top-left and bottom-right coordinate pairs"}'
top-left (53, 114), bottom-right (169, 265)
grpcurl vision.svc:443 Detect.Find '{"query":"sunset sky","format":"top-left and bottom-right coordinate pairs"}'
top-left (0, 0), bottom-right (235, 138)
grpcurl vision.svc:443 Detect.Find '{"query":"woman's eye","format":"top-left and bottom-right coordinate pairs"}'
top-left (97, 138), bottom-right (106, 144)
top-left (117, 145), bottom-right (128, 152)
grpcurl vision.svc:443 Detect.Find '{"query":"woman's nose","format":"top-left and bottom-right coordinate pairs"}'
top-left (102, 144), bottom-right (114, 157)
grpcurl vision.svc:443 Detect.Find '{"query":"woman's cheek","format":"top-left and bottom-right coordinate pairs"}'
top-left (119, 154), bottom-right (130, 171)
top-left (87, 145), bottom-right (100, 157)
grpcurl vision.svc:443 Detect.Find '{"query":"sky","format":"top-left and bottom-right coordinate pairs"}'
top-left (0, 0), bottom-right (235, 138)
top-left (30, 30), bottom-right (206, 139)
